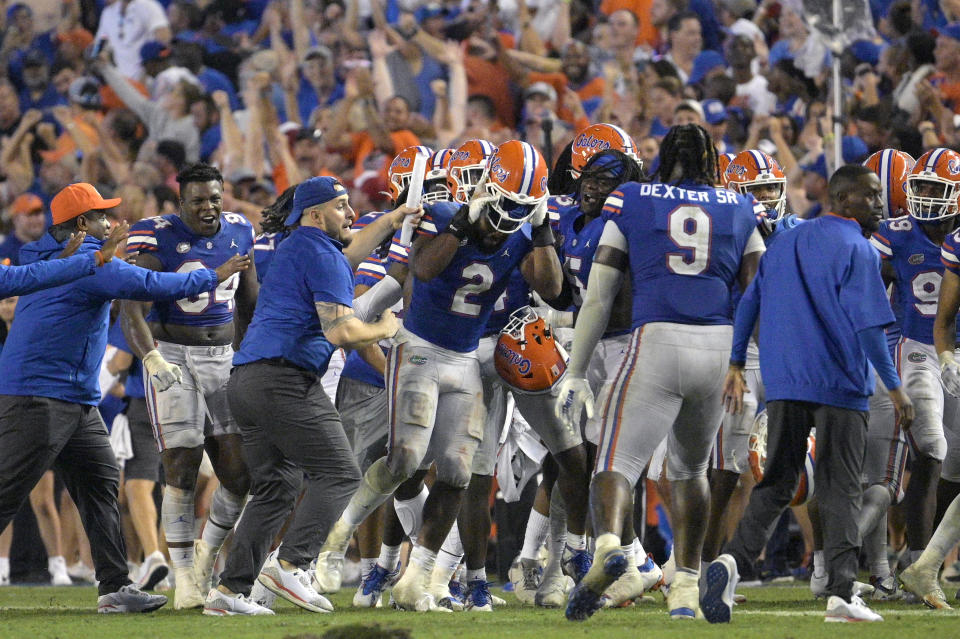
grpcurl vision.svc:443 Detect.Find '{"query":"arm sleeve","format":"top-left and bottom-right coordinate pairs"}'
top-left (353, 275), bottom-right (402, 322)
top-left (840, 244), bottom-right (896, 332)
top-left (0, 253), bottom-right (97, 297)
top-left (731, 272), bottom-right (762, 365)
top-left (858, 325), bottom-right (902, 391)
top-left (82, 260), bottom-right (218, 301)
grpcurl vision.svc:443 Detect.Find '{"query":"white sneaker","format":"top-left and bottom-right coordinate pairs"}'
top-left (258, 554), bottom-right (333, 613)
top-left (203, 588), bottom-right (275, 616)
top-left (193, 539), bottom-right (218, 594)
top-left (67, 561), bottom-right (96, 583)
top-left (700, 554), bottom-right (738, 624)
top-left (638, 556), bottom-right (665, 592)
top-left (825, 595), bottom-right (883, 622)
top-left (249, 578), bottom-right (277, 610)
top-left (535, 568), bottom-right (569, 607)
top-left (97, 584), bottom-right (167, 613)
top-left (48, 556), bottom-right (72, 586)
top-left (392, 563), bottom-right (450, 612)
top-left (312, 551), bottom-right (345, 594)
top-left (853, 581), bottom-right (875, 597)
top-left (870, 574), bottom-right (903, 601)
top-left (0, 563), bottom-right (9, 587)
top-left (137, 551), bottom-right (169, 591)
top-left (173, 567), bottom-right (205, 610)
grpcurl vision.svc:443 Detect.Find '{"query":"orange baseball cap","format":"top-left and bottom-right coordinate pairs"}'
top-left (50, 183), bottom-right (121, 225)
top-left (10, 193), bottom-right (43, 216)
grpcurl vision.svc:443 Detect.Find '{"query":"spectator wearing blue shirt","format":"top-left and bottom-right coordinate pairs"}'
top-left (18, 50), bottom-right (67, 112)
top-left (0, 194), bottom-right (47, 265)
top-left (208, 177), bottom-right (404, 615)
top-left (721, 165), bottom-right (914, 622)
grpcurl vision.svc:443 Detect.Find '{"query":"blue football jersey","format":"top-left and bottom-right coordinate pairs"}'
top-left (405, 201), bottom-right (533, 352)
top-left (550, 195), bottom-right (607, 310)
top-left (253, 231), bottom-right (288, 282)
top-left (870, 217), bottom-right (958, 344)
top-left (127, 212), bottom-right (254, 327)
top-left (602, 181), bottom-right (759, 329)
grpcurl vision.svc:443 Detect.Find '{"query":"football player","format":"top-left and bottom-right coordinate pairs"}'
top-left (702, 150), bottom-right (796, 566)
top-left (316, 140), bottom-right (563, 611)
top-left (556, 124), bottom-right (765, 622)
top-left (857, 148), bottom-right (915, 599)
top-left (122, 163), bottom-right (260, 609)
top-left (869, 148), bottom-right (960, 593)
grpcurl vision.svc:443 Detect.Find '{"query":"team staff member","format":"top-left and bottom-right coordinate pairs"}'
top-left (0, 183), bottom-right (249, 613)
top-left (205, 177), bottom-right (407, 616)
top-left (722, 165), bottom-right (915, 623)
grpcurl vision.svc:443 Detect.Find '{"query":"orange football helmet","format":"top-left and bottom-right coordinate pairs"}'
top-left (906, 148), bottom-right (960, 221)
top-left (447, 139), bottom-right (497, 204)
top-left (484, 140), bottom-right (549, 234)
top-left (717, 152), bottom-right (736, 187)
top-left (570, 123), bottom-right (640, 179)
top-left (724, 150), bottom-right (787, 221)
top-left (423, 148), bottom-right (454, 204)
top-left (494, 307), bottom-right (568, 394)
top-left (387, 145), bottom-right (433, 203)
top-left (748, 411), bottom-right (815, 507)
top-left (864, 149), bottom-right (914, 218)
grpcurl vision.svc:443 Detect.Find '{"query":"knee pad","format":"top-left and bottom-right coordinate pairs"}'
top-left (436, 454), bottom-right (473, 489)
top-left (394, 486), bottom-right (428, 538)
top-left (208, 486), bottom-right (245, 529)
top-left (386, 445), bottom-right (422, 480)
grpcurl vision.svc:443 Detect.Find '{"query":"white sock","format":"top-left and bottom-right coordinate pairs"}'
top-left (48, 555), bottom-right (66, 574)
top-left (343, 459), bottom-right (400, 528)
top-left (409, 545), bottom-right (438, 574)
top-left (0, 556), bottom-right (8, 578)
top-left (813, 550), bottom-right (825, 577)
top-left (632, 538), bottom-right (648, 565)
top-left (520, 509), bottom-right (549, 561)
top-left (918, 493), bottom-right (960, 570)
top-left (466, 567), bottom-right (486, 583)
top-left (360, 557), bottom-right (377, 576)
top-left (623, 545), bottom-right (637, 569)
top-left (394, 486), bottom-right (429, 543)
top-left (543, 488), bottom-right (566, 576)
top-left (202, 486), bottom-right (244, 550)
top-left (162, 486), bottom-right (196, 569)
top-left (432, 553), bottom-right (461, 587)
top-left (566, 532), bottom-right (587, 551)
top-left (378, 544), bottom-right (401, 570)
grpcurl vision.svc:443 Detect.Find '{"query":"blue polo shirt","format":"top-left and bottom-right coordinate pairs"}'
top-left (732, 214), bottom-right (896, 411)
top-left (234, 226), bottom-right (354, 375)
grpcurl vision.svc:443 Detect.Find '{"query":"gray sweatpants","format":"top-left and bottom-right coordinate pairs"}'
top-left (0, 395), bottom-right (130, 595)
top-left (219, 361), bottom-right (362, 595)
top-left (723, 400), bottom-right (868, 600)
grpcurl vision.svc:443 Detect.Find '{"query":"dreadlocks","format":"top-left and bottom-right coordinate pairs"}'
top-left (653, 124), bottom-right (718, 187)
top-left (577, 149), bottom-right (644, 190)
top-left (259, 185), bottom-right (297, 234)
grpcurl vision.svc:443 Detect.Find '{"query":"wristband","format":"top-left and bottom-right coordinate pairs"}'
top-left (531, 223), bottom-right (554, 247)
top-left (729, 359), bottom-right (746, 368)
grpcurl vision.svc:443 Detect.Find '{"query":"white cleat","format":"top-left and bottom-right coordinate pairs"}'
top-left (49, 556), bottom-right (72, 586)
top-left (67, 561), bottom-right (96, 583)
top-left (535, 569), bottom-right (570, 608)
top-left (312, 551), bottom-right (345, 594)
top-left (173, 567), bottom-right (205, 610)
top-left (97, 584), bottom-right (167, 613)
top-left (899, 563), bottom-right (952, 609)
top-left (511, 557), bottom-right (542, 605)
top-left (392, 564), bottom-right (450, 613)
top-left (193, 539), bottom-right (218, 594)
top-left (258, 554), bottom-right (333, 613)
top-left (700, 554), bottom-right (739, 624)
top-left (602, 568), bottom-right (647, 608)
top-left (203, 588), bottom-right (275, 616)
top-left (825, 595), bottom-right (883, 622)
top-left (667, 573), bottom-right (702, 620)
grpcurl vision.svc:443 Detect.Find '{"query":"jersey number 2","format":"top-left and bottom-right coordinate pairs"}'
top-left (451, 263), bottom-right (496, 317)
top-left (666, 206), bottom-right (712, 275)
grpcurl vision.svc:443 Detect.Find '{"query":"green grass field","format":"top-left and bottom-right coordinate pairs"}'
top-left (2, 582), bottom-right (959, 639)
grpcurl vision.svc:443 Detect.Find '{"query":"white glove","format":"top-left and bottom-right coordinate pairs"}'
top-left (940, 351), bottom-right (960, 397)
top-left (553, 375), bottom-right (594, 430)
top-left (529, 195), bottom-right (549, 227)
top-left (467, 169), bottom-right (495, 223)
top-left (530, 291), bottom-right (573, 328)
top-left (142, 349), bottom-right (182, 392)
